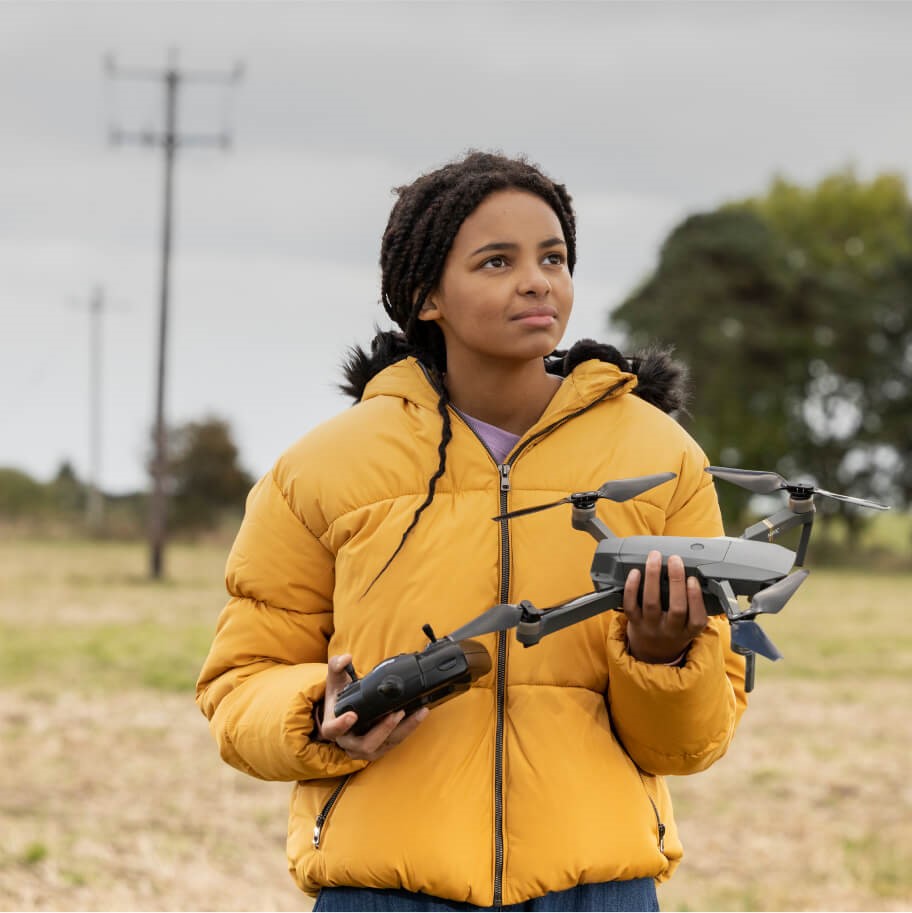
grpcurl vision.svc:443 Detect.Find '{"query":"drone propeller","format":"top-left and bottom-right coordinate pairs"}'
top-left (705, 466), bottom-right (889, 511)
top-left (748, 568), bottom-right (810, 616)
top-left (730, 619), bottom-right (782, 662)
top-left (494, 472), bottom-right (676, 521)
top-left (727, 569), bottom-right (810, 663)
top-left (447, 602), bottom-right (526, 643)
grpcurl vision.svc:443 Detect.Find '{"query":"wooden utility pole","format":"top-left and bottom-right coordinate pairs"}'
top-left (105, 49), bottom-right (242, 579)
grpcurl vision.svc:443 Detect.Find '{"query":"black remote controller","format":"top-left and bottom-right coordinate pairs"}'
top-left (333, 637), bottom-right (491, 736)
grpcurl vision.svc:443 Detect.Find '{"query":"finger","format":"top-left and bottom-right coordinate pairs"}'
top-left (383, 707), bottom-right (429, 747)
top-left (319, 709), bottom-right (359, 742)
top-left (665, 555), bottom-right (688, 631)
top-left (324, 654), bottom-right (354, 715)
top-left (326, 654), bottom-right (354, 691)
top-left (685, 576), bottom-right (709, 637)
top-left (640, 551), bottom-right (664, 621)
top-left (337, 709), bottom-right (405, 757)
top-left (623, 568), bottom-right (642, 622)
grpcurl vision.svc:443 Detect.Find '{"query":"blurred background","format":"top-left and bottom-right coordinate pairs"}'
top-left (1, 2), bottom-right (910, 911)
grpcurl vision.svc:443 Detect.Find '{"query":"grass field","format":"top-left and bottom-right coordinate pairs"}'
top-left (1, 538), bottom-right (910, 911)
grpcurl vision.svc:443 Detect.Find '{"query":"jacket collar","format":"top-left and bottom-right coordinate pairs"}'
top-left (362, 357), bottom-right (638, 432)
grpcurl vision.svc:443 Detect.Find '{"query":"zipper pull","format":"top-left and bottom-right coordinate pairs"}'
top-left (499, 464), bottom-right (511, 492)
top-left (313, 814), bottom-right (326, 849)
top-left (658, 822), bottom-right (666, 853)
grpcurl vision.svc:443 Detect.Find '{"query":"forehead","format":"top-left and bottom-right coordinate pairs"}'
top-left (452, 189), bottom-right (564, 249)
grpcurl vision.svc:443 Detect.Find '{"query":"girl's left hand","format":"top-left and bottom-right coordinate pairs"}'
top-left (623, 550), bottom-right (708, 664)
top-left (318, 654), bottom-right (429, 761)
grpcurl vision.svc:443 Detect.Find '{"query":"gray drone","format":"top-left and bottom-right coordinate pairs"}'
top-left (447, 467), bottom-right (889, 691)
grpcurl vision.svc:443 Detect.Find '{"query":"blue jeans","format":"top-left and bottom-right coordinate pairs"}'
top-left (313, 880), bottom-right (659, 911)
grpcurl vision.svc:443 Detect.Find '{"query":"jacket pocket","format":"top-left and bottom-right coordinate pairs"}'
top-left (312, 773), bottom-right (354, 849)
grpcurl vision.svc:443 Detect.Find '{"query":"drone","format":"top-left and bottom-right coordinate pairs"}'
top-left (334, 467), bottom-right (888, 731)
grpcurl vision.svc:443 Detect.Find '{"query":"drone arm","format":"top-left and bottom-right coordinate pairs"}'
top-left (516, 589), bottom-right (625, 646)
top-left (704, 578), bottom-right (739, 620)
top-left (571, 506), bottom-right (614, 543)
top-left (741, 503), bottom-right (814, 549)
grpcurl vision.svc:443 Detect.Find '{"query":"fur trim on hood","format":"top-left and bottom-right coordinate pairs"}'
top-left (339, 332), bottom-right (689, 416)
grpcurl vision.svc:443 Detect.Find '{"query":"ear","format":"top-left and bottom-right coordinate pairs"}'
top-left (416, 294), bottom-right (441, 322)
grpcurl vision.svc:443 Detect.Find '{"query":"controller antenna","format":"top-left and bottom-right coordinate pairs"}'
top-left (422, 623), bottom-right (438, 643)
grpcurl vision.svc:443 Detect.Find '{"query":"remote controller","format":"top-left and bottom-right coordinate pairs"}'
top-left (333, 636), bottom-right (491, 736)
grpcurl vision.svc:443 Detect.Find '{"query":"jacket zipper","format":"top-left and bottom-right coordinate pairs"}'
top-left (494, 462), bottom-right (510, 908)
top-left (313, 773), bottom-right (352, 849)
top-left (637, 771), bottom-right (667, 853)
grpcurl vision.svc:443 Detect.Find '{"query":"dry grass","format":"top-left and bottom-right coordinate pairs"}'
top-left (0, 539), bottom-right (302, 912)
top-left (0, 538), bottom-right (910, 911)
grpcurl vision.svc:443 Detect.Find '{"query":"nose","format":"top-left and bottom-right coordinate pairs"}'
top-left (517, 264), bottom-right (551, 297)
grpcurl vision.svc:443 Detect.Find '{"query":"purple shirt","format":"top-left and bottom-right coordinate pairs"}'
top-left (458, 411), bottom-right (521, 464)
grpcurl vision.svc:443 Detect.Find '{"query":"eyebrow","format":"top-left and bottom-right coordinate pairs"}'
top-left (469, 237), bottom-right (567, 257)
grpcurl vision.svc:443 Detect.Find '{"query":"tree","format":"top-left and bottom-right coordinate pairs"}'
top-left (163, 416), bottom-right (254, 532)
top-left (0, 467), bottom-right (48, 518)
top-left (49, 460), bottom-right (86, 514)
top-left (612, 169), bottom-right (912, 533)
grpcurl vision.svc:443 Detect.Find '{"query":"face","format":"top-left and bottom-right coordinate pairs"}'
top-left (418, 189), bottom-right (573, 370)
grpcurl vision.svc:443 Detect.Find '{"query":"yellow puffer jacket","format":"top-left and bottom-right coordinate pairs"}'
top-left (196, 356), bottom-right (747, 906)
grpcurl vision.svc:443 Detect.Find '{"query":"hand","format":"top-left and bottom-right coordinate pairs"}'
top-left (623, 551), bottom-right (708, 664)
top-left (317, 653), bottom-right (429, 761)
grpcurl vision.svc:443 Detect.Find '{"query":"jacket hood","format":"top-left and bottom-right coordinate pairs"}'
top-left (340, 331), bottom-right (689, 415)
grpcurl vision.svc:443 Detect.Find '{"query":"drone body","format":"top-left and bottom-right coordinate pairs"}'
top-left (589, 533), bottom-right (797, 610)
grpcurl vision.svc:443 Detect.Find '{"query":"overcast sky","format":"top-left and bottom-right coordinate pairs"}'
top-left (3, 0), bottom-right (912, 493)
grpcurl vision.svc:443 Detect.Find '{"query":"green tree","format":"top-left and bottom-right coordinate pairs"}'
top-left (48, 460), bottom-right (86, 514)
top-left (0, 467), bottom-right (48, 518)
top-left (613, 169), bottom-right (912, 533)
top-left (164, 417), bottom-right (254, 533)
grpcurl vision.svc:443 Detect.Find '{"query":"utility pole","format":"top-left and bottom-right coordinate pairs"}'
top-left (105, 49), bottom-right (243, 579)
top-left (87, 285), bottom-right (104, 532)
top-left (72, 285), bottom-right (107, 532)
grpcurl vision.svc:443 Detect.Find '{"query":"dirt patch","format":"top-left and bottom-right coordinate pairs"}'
top-left (0, 689), bottom-right (306, 912)
top-left (658, 677), bottom-right (912, 912)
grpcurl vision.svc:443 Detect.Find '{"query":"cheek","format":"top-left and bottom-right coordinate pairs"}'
top-left (557, 277), bottom-right (574, 311)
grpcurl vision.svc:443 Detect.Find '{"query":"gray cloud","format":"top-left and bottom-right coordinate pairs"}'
top-left (2, 1), bottom-right (911, 490)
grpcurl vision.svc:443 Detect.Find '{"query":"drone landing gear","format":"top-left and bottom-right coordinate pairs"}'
top-left (736, 650), bottom-right (757, 692)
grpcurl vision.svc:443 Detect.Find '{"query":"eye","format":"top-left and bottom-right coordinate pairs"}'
top-left (481, 255), bottom-right (508, 269)
top-left (543, 252), bottom-right (565, 266)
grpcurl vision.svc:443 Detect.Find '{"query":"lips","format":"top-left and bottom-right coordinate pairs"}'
top-left (511, 305), bottom-right (558, 321)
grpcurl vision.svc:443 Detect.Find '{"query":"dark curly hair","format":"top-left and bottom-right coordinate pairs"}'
top-left (341, 151), bottom-right (683, 591)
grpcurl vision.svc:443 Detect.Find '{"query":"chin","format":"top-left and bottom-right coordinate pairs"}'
top-left (507, 338), bottom-right (565, 362)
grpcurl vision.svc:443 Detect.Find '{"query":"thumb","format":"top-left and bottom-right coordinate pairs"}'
top-left (325, 653), bottom-right (354, 704)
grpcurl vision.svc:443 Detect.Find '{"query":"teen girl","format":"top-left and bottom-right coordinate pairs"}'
top-left (197, 152), bottom-right (747, 912)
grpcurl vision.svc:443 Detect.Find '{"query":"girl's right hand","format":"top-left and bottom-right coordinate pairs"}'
top-left (317, 653), bottom-right (429, 761)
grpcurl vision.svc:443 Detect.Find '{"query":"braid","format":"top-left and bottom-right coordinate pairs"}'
top-left (353, 150), bottom-right (577, 591)
top-left (363, 377), bottom-right (453, 595)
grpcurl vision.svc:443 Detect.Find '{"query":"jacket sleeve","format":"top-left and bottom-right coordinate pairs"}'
top-left (195, 470), bottom-right (368, 782)
top-left (605, 440), bottom-right (748, 776)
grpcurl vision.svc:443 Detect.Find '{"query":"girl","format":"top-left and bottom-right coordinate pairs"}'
top-left (196, 152), bottom-right (747, 912)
